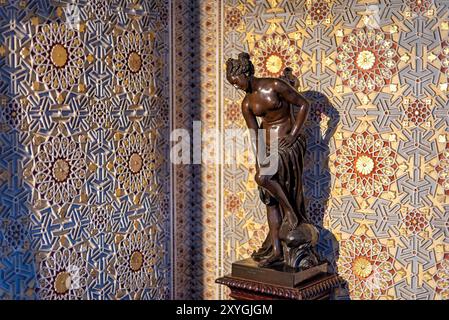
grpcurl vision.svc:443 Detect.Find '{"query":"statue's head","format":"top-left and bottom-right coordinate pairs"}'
top-left (226, 52), bottom-right (254, 92)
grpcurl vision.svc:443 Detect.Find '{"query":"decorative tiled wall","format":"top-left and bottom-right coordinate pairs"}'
top-left (172, 0), bottom-right (449, 300)
top-left (0, 0), bottom-right (170, 299)
top-left (2, 0), bottom-right (449, 301)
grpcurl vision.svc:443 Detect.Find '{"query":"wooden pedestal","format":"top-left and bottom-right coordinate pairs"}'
top-left (216, 272), bottom-right (342, 300)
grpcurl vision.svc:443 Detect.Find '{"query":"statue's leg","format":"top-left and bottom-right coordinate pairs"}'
top-left (267, 204), bottom-right (282, 258)
top-left (257, 203), bottom-right (288, 268)
top-left (251, 230), bottom-right (271, 261)
top-left (255, 173), bottom-right (298, 230)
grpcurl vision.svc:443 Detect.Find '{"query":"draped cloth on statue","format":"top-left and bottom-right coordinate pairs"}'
top-left (254, 133), bottom-right (311, 260)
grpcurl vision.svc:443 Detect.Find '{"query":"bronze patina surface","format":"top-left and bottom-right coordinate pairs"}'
top-left (226, 53), bottom-right (321, 269)
top-left (231, 258), bottom-right (328, 287)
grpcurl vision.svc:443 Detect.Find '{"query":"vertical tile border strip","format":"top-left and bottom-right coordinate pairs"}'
top-left (217, 0), bottom-right (224, 300)
top-left (172, 0), bottom-right (185, 299)
top-left (169, 0), bottom-right (175, 300)
top-left (172, 0), bottom-right (203, 299)
top-left (200, 0), bottom-right (220, 299)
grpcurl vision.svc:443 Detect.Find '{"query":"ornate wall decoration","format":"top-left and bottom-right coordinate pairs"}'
top-left (2, 0), bottom-right (449, 301)
top-left (37, 247), bottom-right (89, 300)
top-left (334, 131), bottom-right (398, 198)
top-left (111, 30), bottom-right (155, 97)
top-left (31, 22), bottom-right (85, 93)
top-left (0, 0), bottom-right (170, 300)
top-left (0, 98), bottom-right (28, 131)
top-left (404, 98), bottom-right (432, 126)
top-left (433, 253), bottom-right (449, 299)
top-left (305, 0), bottom-right (333, 25)
top-left (33, 134), bottom-right (88, 206)
top-left (225, 4), bottom-right (246, 32)
top-left (113, 125), bottom-right (156, 202)
top-left (87, 205), bottom-right (113, 235)
top-left (87, 99), bottom-right (112, 130)
top-left (336, 28), bottom-right (399, 94)
top-left (252, 32), bottom-right (303, 78)
top-left (437, 143), bottom-right (449, 195)
top-left (406, 0), bottom-right (433, 14)
top-left (2, 220), bottom-right (27, 251)
top-left (86, 0), bottom-right (111, 21)
top-left (116, 229), bottom-right (162, 297)
top-left (438, 41), bottom-right (449, 82)
top-left (339, 235), bottom-right (395, 300)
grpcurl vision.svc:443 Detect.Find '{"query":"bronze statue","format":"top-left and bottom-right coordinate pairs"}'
top-left (226, 53), bottom-right (320, 270)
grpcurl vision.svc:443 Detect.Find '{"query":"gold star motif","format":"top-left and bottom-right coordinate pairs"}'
top-left (352, 256), bottom-right (373, 279)
top-left (0, 45), bottom-right (6, 56)
top-left (356, 50), bottom-right (376, 70)
top-left (56, 93), bottom-right (65, 104)
top-left (54, 271), bottom-right (71, 294)
top-left (86, 54), bottom-right (95, 64)
top-left (31, 16), bottom-right (40, 26)
top-left (50, 44), bottom-right (68, 68)
top-left (78, 83), bottom-right (86, 93)
top-left (265, 54), bottom-right (283, 74)
top-left (130, 251), bottom-right (144, 272)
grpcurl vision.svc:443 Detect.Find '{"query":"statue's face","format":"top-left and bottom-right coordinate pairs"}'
top-left (227, 74), bottom-right (249, 92)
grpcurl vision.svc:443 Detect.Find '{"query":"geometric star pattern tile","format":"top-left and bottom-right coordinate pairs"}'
top-left (0, 0), bottom-right (170, 300)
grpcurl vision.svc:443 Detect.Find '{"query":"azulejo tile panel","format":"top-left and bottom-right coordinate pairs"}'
top-left (0, 0), bottom-right (170, 299)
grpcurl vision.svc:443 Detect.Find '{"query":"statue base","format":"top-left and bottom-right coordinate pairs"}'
top-left (216, 258), bottom-right (342, 300)
top-left (232, 258), bottom-right (327, 287)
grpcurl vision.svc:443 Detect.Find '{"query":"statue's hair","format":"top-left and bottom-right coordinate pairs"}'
top-left (280, 67), bottom-right (299, 89)
top-left (226, 52), bottom-right (255, 77)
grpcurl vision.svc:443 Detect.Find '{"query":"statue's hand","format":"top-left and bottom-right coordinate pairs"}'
top-left (255, 161), bottom-right (261, 178)
top-left (278, 132), bottom-right (299, 150)
top-left (225, 58), bottom-right (233, 70)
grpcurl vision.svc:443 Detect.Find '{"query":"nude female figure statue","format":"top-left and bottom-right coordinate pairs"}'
top-left (226, 53), bottom-right (320, 269)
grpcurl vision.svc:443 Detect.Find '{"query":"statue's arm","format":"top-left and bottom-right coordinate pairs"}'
top-left (241, 99), bottom-right (260, 164)
top-left (274, 80), bottom-right (309, 136)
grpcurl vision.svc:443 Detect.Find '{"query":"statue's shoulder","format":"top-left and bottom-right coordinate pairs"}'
top-left (256, 77), bottom-right (286, 89)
